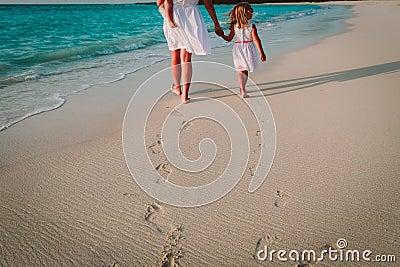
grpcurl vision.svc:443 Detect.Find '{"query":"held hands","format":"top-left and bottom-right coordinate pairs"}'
top-left (214, 24), bottom-right (224, 37)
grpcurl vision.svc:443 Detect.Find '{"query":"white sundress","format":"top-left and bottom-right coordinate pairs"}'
top-left (162, 0), bottom-right (211, 55)
top-left (232, 23), bottom-right (258, 72)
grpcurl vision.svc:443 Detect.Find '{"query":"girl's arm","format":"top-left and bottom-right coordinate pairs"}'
top-left (165, 0), bottom-right (177, 28)
top-left (203, 0), bottom-right (223, 36)
top-left (157, 0), bottom-right (176, 28)
top-left (221, 26), bottom-right (235, 42)
top-left (251, 25), bottom-right (266, 62)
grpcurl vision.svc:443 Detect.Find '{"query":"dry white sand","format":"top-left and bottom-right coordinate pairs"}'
top-left (1, 1), bottom-right (399, 266)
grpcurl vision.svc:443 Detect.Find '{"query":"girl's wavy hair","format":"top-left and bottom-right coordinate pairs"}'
top-left (227, 2), bottom-right (252, 29)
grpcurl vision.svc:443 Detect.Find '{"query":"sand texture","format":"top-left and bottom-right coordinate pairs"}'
top-left (0, 1), bottom-right (399, 266)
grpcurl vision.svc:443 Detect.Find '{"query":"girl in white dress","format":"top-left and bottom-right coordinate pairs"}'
top-left (158, 0), bottom-right (223, 103)
top-left (221, 2), bottom-right (266, 98)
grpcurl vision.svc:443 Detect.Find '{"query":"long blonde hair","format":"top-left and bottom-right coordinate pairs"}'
top-left (228, 2), bottom-right (252, 29)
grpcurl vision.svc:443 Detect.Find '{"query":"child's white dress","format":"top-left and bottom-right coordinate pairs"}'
top-left (232, 23), bottom-right (258, 72)
top-left (162, 0), bottom-right (211, 55)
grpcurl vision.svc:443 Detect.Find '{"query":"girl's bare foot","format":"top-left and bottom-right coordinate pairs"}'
top-left (241, 91), bottom-right (249, 98)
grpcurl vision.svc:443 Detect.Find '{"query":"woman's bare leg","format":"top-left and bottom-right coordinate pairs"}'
top-left (181, 49), bottom-right (192, 103)
top-left (171, 49), bottom-right (181, 95)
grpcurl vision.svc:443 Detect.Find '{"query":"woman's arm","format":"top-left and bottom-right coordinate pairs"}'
top-left (203, 0), bottom-right (223, 36)
top-left (252, 25), bottom-right (266, 61)
top-left (221, 27), bottom-right (235, 42)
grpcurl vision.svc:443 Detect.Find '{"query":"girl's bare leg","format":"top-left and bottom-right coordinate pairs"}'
top-left (181, 49), bottom-right (192, 103)
top-left (238, 70), bottom-right (249, 98)
top-left (171, 49), bottom-right (181, 95)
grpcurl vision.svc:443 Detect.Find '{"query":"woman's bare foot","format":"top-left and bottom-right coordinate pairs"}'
top-left (241, 91), bottom-right (249, 98)
top-left (171, 84), bottom-right (181, 95)
top-left (181, 92), bottom-right (190, 103)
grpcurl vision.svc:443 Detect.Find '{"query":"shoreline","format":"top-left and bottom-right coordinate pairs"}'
top-left (0, 1), bottom-right (357, 5)
top-left (0, 2), bottom-right (352, 133)
top-left (1, 1), bottom-right (399, 266)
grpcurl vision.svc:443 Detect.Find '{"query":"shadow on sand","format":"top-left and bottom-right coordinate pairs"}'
top-left (192, 61), bottom-right (400, 98)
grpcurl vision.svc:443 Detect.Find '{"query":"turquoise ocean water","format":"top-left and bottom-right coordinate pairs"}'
top-left (0, 4), bottom-right (353, 131)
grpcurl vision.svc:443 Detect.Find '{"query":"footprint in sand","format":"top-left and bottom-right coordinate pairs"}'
top-left (145, 202), bottom-right (164, 233)
top-left (149, 140), bottom-right (162, 154)
top-left (254, 232), bottom-right (280, 261)
top-left (171, 109), bottom-right (183, 117)
top-left (296, 260), bottom-right (313, 267)
top-left (320, 244), bottom-right (332, 251)
top-left (160, 225), bottom-right (184, 267)
top-left (274, 190), bottom-right (288, 208)
top-left (249, 166), bottom-right (255, 177)
top-left (179, 120), bottom-right (192, 131)
top-left (155, 162), bottom-right (172, 180)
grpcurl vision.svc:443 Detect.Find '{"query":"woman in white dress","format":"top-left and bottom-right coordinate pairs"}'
top-left (158, 0), bottom-right (223, 103)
